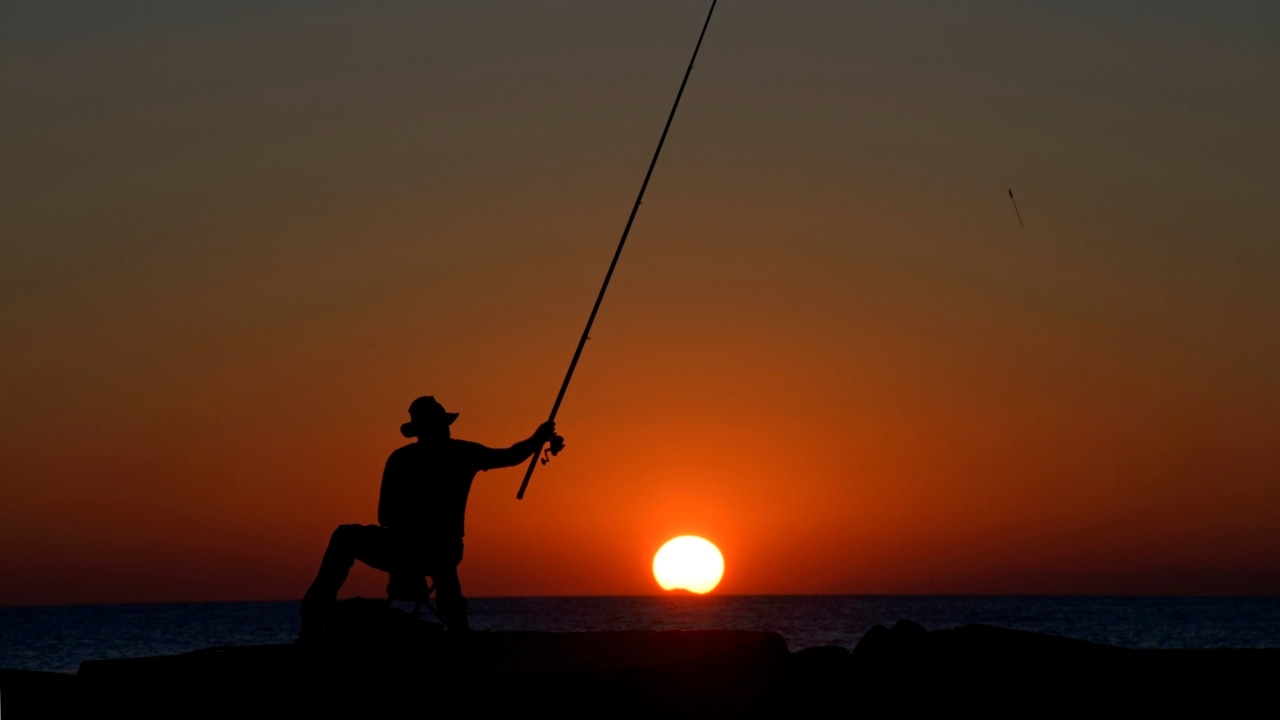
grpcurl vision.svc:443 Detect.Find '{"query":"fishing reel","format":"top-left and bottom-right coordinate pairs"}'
top-left (540, 433), bottom-right (566, 465)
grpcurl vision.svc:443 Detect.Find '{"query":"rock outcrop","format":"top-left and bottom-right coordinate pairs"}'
top-left (3, 606), bottom-right (1277, 718)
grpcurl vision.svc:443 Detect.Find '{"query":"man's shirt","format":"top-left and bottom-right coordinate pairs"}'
top-left (377, 438), bottom-right (529, 540)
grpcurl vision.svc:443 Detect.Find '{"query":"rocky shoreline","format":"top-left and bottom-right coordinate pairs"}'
top-left (3, 600), bottom-right (1277, 717)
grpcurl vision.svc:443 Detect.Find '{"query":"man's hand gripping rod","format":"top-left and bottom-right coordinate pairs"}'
top-left (517, 0), bottom-right (717, 500)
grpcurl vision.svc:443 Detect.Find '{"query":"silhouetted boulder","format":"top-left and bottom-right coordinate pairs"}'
top-left (74, 617), bottom-right (790, 718)
top-left (0, 669), bottom-right (79, 718)
top-left (324, 596), bottom-right (444, 646)
top-left (9, 614), bottom-right (1279, 718)
top-left (850, 619), bottom-right (928, 669)
top-left (785, 645), bottom-right (854, 713)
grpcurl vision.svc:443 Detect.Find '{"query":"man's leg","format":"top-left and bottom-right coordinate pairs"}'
top-left (299, 524), bottom-right (397, 640)
top-left (431, 539), bottom-right (469, 631)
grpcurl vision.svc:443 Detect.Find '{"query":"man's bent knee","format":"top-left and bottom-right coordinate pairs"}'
top-left (330, 523), bottom-right (365, 544)
top-left (327, 523), bottom-right (379, 555)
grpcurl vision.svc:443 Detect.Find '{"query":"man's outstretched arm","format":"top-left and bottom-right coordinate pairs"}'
top-left (476, 421), bottom-right (560, 470)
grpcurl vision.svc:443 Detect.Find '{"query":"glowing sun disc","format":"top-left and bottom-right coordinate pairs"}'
top-left (653, 536), bottom-right (725, 594)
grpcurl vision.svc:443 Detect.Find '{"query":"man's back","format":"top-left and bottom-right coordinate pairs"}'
top-left (378, 438), bottom-right (518, 539)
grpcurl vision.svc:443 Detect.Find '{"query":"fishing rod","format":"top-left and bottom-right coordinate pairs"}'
top-left (517, 0), bottom-right (718, 500)
top-left (1008, 189), bottom-right (1024, 227)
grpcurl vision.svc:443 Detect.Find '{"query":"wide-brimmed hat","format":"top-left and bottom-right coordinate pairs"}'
top-left (400, 395), bottom-right (459, 437)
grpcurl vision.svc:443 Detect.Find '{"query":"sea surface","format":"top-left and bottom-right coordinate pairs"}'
top-left (3, 595), bottom-right (1278, 674)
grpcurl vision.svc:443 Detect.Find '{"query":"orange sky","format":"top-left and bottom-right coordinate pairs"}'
top-left (3, 1), bottom-right (1279, 605)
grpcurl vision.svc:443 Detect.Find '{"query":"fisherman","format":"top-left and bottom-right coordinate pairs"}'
top-left (300, 395), bottom-right (561, 640)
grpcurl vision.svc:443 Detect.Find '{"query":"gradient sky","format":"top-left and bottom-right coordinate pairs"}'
top-left (3, 1), bottom-right (1278, 605)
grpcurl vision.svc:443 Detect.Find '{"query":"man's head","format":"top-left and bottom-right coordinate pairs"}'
top-left (400, 396), bottom-right (459, 439)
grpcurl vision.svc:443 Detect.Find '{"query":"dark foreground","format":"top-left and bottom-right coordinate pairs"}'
top-left (4, 600), bottom-right (1277, 717)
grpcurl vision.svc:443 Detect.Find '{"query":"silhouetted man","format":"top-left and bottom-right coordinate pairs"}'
top-left (300, 395), bottom-right (559, 640)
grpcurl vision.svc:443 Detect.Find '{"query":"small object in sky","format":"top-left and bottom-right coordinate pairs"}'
top-left (1008, 188), bottom-right (1024, 227)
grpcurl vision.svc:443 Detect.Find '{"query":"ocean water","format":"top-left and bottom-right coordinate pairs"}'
top-left (2, 595), bottom-right (1278, 674)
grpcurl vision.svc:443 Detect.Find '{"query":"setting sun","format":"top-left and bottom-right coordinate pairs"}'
top-left (652, 536), bottom-right (725, 594)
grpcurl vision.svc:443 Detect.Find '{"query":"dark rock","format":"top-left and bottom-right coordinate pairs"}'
top-left (0, 668), bottom-right (79, 718)
top-left (74, 629), bottom-right (790, 718)
top-left (9, 613), bottom-right (1280, 717)
top-left (790, 645), bottom-right (852, 672)
top-left (850, 618), bottom-right (929, 669)
top-left (848, 621), bottom-right (1280, 712)
top-left (785, 645), bottom-right (853, 713)
top-left (324, 596), bottom-right (444, 646)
